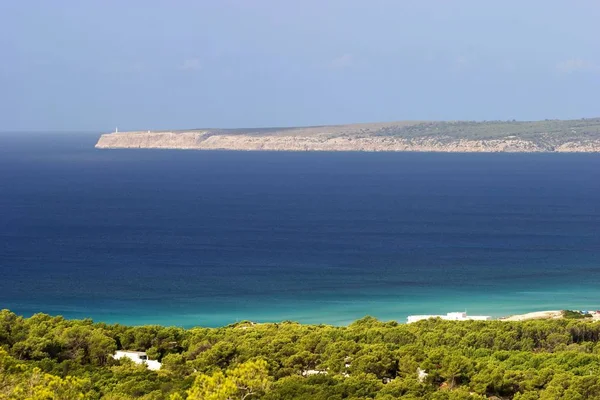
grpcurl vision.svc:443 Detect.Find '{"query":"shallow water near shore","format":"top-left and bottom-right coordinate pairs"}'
top-left (1, 133), bottom-right (600, 327)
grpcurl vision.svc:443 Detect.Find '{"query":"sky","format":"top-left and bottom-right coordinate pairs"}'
top-left (1, 0), bottom-right (599, 131)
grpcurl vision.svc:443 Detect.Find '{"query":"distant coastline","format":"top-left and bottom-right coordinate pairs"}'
top-left (95, 118), bottom-right (600, 153)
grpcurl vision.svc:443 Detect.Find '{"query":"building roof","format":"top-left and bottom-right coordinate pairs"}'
top-left (116, 350), bottom-right (147, 355)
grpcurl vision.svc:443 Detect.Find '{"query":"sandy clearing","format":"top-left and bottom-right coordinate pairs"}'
top-left (499, 310), bottom-right (563, 321)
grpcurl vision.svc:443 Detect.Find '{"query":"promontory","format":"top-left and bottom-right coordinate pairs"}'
top-left (95, 118), bottom-right (600, 153)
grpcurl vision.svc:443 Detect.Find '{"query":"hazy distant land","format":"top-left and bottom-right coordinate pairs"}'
top-left (95, 118), bottom-right (600, 152)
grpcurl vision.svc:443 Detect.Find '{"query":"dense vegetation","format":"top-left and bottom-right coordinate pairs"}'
top-left (3, 310), bottom-right (600, 399)
top-left (170, 118), bottom-right (600, 144)
top-left (374, 118), bottom-right (600, 143)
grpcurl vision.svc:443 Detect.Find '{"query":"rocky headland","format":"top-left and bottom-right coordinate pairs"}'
top-left (95, 118), bottom-right (600, 152)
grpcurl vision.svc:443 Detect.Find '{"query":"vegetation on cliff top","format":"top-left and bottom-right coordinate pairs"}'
top-left (372, 119), bottom-right (600, 142)
top-left (4, 309), bottom-right (600, 399)
top-left (139, 118), bottom-right (600, 141)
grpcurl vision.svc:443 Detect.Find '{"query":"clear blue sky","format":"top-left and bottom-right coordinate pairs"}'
top-left (1, 1), bottom-right (599, 131)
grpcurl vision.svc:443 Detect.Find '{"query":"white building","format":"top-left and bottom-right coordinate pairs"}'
top-left (407, 312), bottom-right (491, 324)
top-left (113, 350), bottom-right (162, 371)
top-left (301, 369), bottom-right (327, 377)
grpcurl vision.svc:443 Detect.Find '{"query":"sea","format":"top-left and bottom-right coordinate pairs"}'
top-left (1, 132), bottom-right (600, 327)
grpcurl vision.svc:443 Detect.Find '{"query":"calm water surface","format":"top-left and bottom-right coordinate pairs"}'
top-left (1, 133), bottom-right (599, 326)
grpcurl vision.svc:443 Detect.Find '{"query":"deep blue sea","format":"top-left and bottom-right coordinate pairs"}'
top-left (1, 132), bottom-right (600, 327)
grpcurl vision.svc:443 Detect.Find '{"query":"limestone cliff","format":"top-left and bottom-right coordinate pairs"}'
top-left (95, 119), bottom-right (600, 153)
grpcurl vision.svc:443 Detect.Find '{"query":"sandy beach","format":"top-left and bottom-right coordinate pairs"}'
top-left (499, 310), bottom-right (563, 321)
top-left (500, 310), bottom-right (600, 322)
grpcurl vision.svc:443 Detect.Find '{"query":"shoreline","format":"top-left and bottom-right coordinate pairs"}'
top-left (94, 145), bottom-right (600, 154)
top-left (7, 308), bottom-right (600, 328)
top-left (95, 137), bottom-right (600, 153)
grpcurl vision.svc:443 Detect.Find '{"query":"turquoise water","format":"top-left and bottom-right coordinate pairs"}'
top-left (1, 133), bottom-right (599, 327)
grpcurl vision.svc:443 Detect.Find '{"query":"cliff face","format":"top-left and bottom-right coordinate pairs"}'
top-left (95, 119), bottom-right (600, 153)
